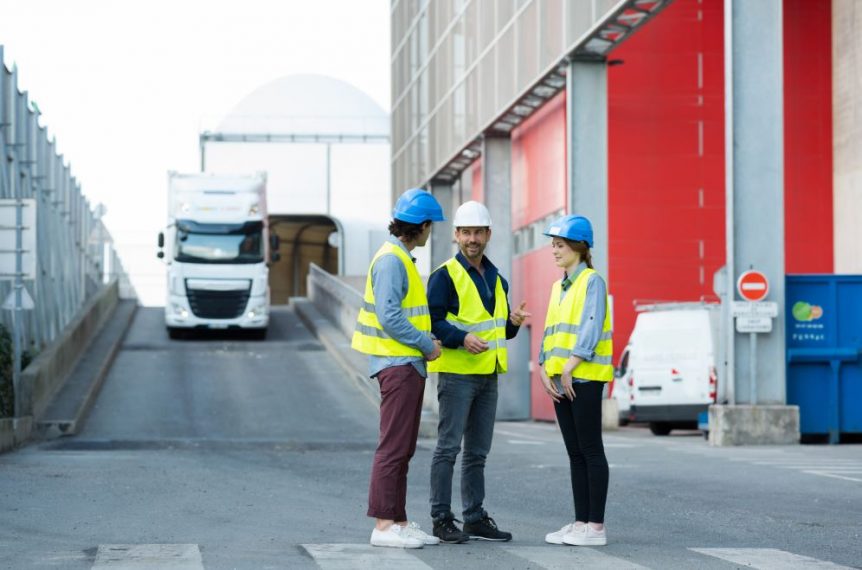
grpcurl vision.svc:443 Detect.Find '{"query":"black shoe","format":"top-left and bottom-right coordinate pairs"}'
top-left (432, 518), bottom-right (470, 544)
top-left (463, 515), bottom-right (513, 542)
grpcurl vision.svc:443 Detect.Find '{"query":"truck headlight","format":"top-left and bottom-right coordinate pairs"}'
top-left (247, 304), bottom-right (267, 319)
top-left (171, 304), bottom-right (189, 319)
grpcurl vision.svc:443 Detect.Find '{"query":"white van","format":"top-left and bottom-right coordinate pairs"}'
top-left (624, 303), bottom-right (724, 435)
top-left (612, 344), bottom-right (633, 425)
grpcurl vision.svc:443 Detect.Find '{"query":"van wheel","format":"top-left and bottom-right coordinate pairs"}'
top-left (649, 422), bottom-right (672, 436)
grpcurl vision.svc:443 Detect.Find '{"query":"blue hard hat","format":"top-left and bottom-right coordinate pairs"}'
top-left (393, 188), bottom-right (446, 224)
top-left (544, 215), bottom-right (594, 247)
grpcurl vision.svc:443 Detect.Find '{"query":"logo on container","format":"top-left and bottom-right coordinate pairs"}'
top-left (791, 301), bottom-right (823, 322)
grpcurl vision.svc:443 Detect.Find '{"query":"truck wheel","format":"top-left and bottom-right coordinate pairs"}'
top-left (167, 327), bottom-right (185, 340)
top-left (649, 422), bottom-right (672, 436)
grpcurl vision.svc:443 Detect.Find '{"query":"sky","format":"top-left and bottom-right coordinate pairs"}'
top-left (0, 0), bottom-right (390, 304)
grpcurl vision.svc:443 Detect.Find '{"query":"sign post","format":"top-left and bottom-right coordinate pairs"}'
top-left (732, 270), bottom-right (774, 405)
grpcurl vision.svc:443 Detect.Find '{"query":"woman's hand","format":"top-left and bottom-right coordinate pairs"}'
top-left (560, 356), bottom-right (583, 401)
top-left (539, 368), bottom-right (561, 403)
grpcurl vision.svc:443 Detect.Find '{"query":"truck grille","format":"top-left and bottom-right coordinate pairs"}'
top-left (186, 287), bottom-right (250, 319)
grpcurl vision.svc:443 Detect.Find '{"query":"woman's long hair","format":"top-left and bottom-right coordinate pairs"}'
top-left (563, 238), bottom-right (593, 269)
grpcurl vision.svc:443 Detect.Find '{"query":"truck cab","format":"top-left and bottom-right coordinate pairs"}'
top-left (159, 172), bottom-right (276, 339)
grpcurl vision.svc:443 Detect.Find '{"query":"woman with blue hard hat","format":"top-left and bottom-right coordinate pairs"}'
top-left (538, 214), bottom-right (614, 548)
top-left (352, 187), bottom-right (446, 549)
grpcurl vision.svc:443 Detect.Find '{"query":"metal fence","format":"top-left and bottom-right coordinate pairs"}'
top-left (0, 46), bottom-right (134, 366)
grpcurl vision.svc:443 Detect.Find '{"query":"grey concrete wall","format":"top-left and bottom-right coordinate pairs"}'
top-left (21, 279), bottom-right (120, 419)
top-left (307, 265), bottom-right (363, 341)
top-left (833, 0), bottom-right (862, 273)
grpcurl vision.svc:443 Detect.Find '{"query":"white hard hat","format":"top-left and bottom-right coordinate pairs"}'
top-left (453, 201), bottom-right (492, 227)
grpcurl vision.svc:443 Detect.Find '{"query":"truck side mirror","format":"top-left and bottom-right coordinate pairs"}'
top-left (270, 251), bottom-right (281, 263)
top-left (158, 232), bottom-right (165, 248)
top-left (270, 233), bottom-right (280, 250)
top-left (157, 251), bottom-right (164, 259)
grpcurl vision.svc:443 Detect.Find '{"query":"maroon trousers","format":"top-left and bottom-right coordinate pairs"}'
top-left (367, 364), bottom-right (426, 521)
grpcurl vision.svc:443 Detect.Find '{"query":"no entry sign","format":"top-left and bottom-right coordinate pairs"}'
top-left (737, 270), bottom-right (769, 302)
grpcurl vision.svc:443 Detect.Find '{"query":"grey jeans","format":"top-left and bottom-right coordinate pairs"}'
top-left (429, 372), bottom-right (498, 524)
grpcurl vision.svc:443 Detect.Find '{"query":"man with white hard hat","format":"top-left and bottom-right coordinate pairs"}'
top-left (426, 200), bottom-right (530, 544)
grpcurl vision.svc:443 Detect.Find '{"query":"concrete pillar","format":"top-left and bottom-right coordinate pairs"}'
top-left (482, 135), bottom-right (513, 280)
top-left (566, 59), bottom-right (609, 280)
top-left (833, 0), bottom-right (862, 273)
top-left (729, 0), bottom-right (786, 406)
top-left (429, 181), bottom-right (454, 270)
top-left (482, 134), bottom-right (529, 420)
top-left (713, 0), bottom-right (798, 445)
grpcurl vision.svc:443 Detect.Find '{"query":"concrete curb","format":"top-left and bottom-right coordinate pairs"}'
top-left (0, 416), bottom-right (33, 452)
top-left (292, 297), bottom-right (438, 438)
top-left (35, 301), bottom-right (138, 439)
top-left (21, 280), bottom-right (121, 419)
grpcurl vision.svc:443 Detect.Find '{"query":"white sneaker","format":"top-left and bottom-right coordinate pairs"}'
top-left (402, 522), bottom-right (440, 545)
top-left (563, 524), bottom-right (607, 546)
top-left (370, 525), bottom-right (424, 549)
top-left (545, 522), bottom-right (583, 545)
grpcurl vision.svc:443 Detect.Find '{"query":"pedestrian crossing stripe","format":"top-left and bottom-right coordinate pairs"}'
top-left (690, 548), bottom-right (857, 570)
top-left (301, 544), bottom-right (855, 570)
top-left (501, 545), bottom-right (649, 569)
top-left (92, 544), bottom-right (203, 569)
top-left (302, 544), bottom-right (432, 569)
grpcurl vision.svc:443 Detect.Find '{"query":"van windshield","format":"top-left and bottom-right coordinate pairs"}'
top-left (174, 220), bottom-right (264, 264)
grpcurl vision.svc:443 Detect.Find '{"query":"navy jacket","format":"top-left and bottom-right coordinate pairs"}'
top-left (427, 252), bottom-right (521, 349)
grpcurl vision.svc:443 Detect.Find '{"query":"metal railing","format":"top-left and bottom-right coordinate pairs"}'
top-left (0, 47), bottom-right (134, 415)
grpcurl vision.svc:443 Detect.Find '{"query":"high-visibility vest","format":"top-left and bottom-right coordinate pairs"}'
top-left (428, 258), bottom-right (508, 375)
top-left (541, 268), bottom-right (613, 382)
top-left (351, 242), bottom-right (431, 357)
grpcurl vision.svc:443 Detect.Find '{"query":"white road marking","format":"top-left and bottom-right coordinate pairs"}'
top-left (92, 544), bottom-right (203, 569)
top-left (302, 544), bottom-right (432, 570)
top-left (690, 548), bottom-right (856, 569)
top-left (507, 439), bottom-right (546, 445)
top-left (803, 471), bottom-right (862, 483)
top-left (504, 545), bottom-right (650, 569)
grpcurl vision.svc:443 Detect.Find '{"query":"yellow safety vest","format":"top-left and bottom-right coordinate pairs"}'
top-left (351, 242), bottom-right (431, 357)
top-left (542, 268), bottom-right (613, 382)
top-left (428, 258), bottom-right (508, 375)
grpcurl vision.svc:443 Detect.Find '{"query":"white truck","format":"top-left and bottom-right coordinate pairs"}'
top-left (157, 172), bottom-right (278, 339)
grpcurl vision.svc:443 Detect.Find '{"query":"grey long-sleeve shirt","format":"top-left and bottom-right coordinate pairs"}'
top-left (538, 261), bottom-right (608, 370)
top-left (367, 237), bottom-right (436, 378)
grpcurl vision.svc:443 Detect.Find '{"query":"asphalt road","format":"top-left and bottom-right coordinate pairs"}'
top-left (0, 307), bottom-right (859, 569)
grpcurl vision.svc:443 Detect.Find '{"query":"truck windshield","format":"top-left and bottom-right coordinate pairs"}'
top-left (174, 220), bottom-right (264, 264)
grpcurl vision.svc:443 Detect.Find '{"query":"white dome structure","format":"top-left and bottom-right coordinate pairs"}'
top-left (216, 74), bottom-right (388, 137)
top-left (202, 74), bottom-right (394, 282)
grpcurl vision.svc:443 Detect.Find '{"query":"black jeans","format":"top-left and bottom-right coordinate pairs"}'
top-left (552, 379), bottom-right (609, 523)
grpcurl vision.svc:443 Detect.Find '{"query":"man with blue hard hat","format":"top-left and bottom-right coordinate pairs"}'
top-left (351, 187), bottom-right (446, 549)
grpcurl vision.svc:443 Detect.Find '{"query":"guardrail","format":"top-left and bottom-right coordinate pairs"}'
top-left (0, 47), bottom-right (134, 418)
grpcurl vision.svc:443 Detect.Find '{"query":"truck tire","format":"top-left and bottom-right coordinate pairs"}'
top-left (167, 327), bottom-right (185, 340)
top-left (649, 422), bottom-right (672, 436)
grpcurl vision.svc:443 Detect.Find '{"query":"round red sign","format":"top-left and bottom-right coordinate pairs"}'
top-left (737, 270), bottom-right (769, 302)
